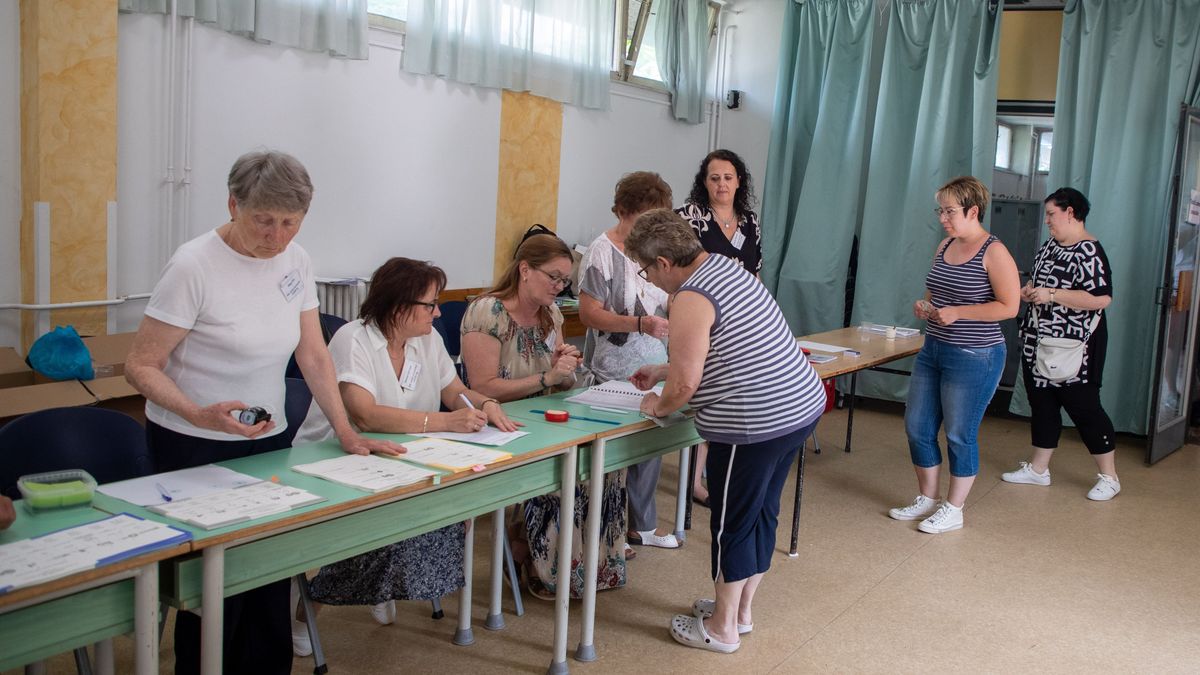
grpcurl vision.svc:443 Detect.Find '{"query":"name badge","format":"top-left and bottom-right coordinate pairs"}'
top-left (730, 230), bottom-right (746, 250)
top-left (399, 361), bottom-right (422, 390)
top-left (545, 330), bottom-right (558, 351)
top-left (280, 269), bottom-right (303, 302)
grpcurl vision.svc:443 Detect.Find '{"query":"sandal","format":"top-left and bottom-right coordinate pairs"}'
top-left (691, 599), bottom-right (753, 634)
top-left (624, 542), bottom-right (638, 560)
top-left (669, 614), bottom-right (740, 653)
top-left (628, 530), bottom-right (681, 549)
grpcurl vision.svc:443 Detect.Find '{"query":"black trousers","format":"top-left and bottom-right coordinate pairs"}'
top-left (148, 421), bottom-right (293, 675)
top-left (1023, 368), bottom-right (1115, 456)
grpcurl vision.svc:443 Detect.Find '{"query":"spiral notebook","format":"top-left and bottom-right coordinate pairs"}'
top-left (565, 381), bottom-right (663, 412)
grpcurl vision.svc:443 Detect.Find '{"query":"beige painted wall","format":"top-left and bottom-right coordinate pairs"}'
top-left (998, 11), bottom-right (1062, 102)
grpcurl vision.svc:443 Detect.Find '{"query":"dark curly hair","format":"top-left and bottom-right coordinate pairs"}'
top-left (686, 149), bottom-right (756, 217)
top-left (1044, 187), bottom-right (1090, 222)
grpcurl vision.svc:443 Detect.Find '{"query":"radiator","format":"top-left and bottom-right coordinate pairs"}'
top-left (315, 278), bottom-right (369, 321)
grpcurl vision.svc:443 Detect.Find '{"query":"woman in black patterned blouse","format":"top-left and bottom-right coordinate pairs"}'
top-left (676, 149), bottom-right (762, 277)
top-left (1004, 188), bottom-right (1120, 501)
top-left (675, 149), bottom-right (761, 507)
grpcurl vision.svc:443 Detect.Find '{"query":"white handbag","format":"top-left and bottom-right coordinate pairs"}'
top-left (1031, 303), bottom-right (1102, 383)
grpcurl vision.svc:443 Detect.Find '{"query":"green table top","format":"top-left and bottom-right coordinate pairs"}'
top-left (91, 419), bottom-right (593, 548)
top-left (0, 502), bottom-right (111, 544)
top-left (503, 390), bottom-right (646, 433)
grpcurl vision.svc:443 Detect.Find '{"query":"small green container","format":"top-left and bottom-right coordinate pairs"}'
top-left (17, 470), bottom-right (97, 513)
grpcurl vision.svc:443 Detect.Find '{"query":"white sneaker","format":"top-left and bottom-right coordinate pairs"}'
top-left (370, 600), bottom-right (396, 625)
top-left (888, 494), bottom-right (939, 521)
top-left (1087, 474), bottom-right (1121, 501)
top-left (1001, 461), bottom-right (1051, 486)
top-left (918, 501), bottom-right (963, 534)
top-left (291, 619), bottom-right (313, 657)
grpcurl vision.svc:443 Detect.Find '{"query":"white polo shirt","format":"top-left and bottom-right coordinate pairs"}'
top-left (144, 230), bottom-right (318, 440)
top-left (293, 319), bottom-right (458, 445)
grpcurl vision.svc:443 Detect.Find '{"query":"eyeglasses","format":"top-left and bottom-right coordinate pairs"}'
top-left (534, 267), bottom-right (570, 289)
top-left (933, 206), bottom-right (966, 218)
top-left (637, 262), bottom-right (654, 281)
top-left (408, 300), bottom-right (438, 313)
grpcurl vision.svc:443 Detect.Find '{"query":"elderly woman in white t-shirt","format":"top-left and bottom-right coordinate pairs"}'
top-left (125, 150), bottom-right (401, 675)
top-left (579, 171), bottom-right (678, 550)
top-left (288, 257), bottom-right (517, 653)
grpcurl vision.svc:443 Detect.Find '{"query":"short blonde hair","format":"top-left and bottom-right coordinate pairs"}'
top-left (936, 176), bottom-right (990, 224)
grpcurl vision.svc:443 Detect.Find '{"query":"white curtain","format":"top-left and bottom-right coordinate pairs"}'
top-left (119, 0), bottom-right (370, 59)
top-left (403, 0), bottom-right (614, 110)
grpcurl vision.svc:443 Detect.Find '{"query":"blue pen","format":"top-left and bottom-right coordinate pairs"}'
top-left (155, 482), bottom-right (173, 502)
top-left (529, 409), bottom-right (621, 425)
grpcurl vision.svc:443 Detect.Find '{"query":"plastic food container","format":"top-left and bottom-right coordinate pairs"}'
top-left (17, 469), bottom-right (97, 512)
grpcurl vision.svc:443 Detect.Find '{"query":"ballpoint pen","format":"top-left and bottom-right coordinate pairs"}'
top-left (155, 482), bottom-right (173, 502)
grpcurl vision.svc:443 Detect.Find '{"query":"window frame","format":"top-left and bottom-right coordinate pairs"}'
top-left (612, 0), bottom-right (721, 92)
top-left (995, 122), bottom-right (1014, 171)
top-left (1034, 128), bottom-right (1053, 175)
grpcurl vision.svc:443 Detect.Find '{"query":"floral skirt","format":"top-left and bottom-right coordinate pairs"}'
top-left (308, 523), bottom-right (465, 604)
top-left (522, 470), bottom-right (627, 599)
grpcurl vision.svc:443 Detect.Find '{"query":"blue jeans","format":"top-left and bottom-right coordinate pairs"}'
top-left (904, 337), bottom-right (1005, 478)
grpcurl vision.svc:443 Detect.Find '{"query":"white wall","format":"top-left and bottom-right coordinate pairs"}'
top-left (0, 2), bottom-right (21, 349)
top-left (1, 2), bottom-right (785, 344)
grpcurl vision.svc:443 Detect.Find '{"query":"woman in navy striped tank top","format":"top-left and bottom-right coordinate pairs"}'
top-left (889, 176), bottom-right (1020, 534)
top-left (625, 209), bottom-right (826, 655)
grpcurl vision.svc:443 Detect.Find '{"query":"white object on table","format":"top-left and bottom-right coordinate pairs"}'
top-left (795, 340), bottom-right (851, 353)
top-left (565, 381), bottom-right (663, 412)
top-left (148, 481), bottom-right (325, 530)
top-left (97, 465), bottom-right (260, 507)
top-left (292, 454), bottom-right (439, 493)
top-left (399, 438), bottom-right (513, 470)
top-left (418, 427), bottom-right (529, 446)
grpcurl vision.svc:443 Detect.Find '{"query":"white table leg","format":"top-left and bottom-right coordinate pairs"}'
top-left (94, 638), bottom-right (114, 675)
top-left (454, 518), bottom-right (475, 645)
top-left (485, 508), bottom-right (505, 630)
top-left (548, 445), bottom-right (577, 675)
top-left (574, 438), bottom-right (604, 662)
top-left (674, 445), bottom-right (690, 542)
top-left (133, 561), bottom-right (159, 675)
top-left (201, 544), bottom-right (225, 675)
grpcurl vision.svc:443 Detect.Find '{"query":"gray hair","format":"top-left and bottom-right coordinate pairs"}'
top-left (625, 208), bottom-right (702, 267)
top-left (227, 150), bottom-right (314, 213)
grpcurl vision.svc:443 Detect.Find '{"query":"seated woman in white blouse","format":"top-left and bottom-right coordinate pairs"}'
top-left (289, 257), bottom-right (518, 655)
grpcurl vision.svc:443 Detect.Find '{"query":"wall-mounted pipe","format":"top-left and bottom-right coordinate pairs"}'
top-left (0, 294), bottom-right (152, 312)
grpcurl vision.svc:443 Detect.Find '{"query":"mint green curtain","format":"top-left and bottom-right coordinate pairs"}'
top-left (760, 0), bottom-right (877, 335)
top-left (119, 0), bottom-right (370, 59)
top-left (403, 0), bottom-right (614, 110)
top-left (848, 0), bottom-right (1003, 403)
top-left (1008, 0), bottom-right (1200, 434)
top-left (655, 0), bottom-right (711, 124)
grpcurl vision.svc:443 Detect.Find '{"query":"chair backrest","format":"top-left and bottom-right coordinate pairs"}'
top-left (286, 312), bottom-right (352, 380)
top-left (283, 377), bottom-right (313, 445)
top-left (437, 301), bottom-right (469, 359)
top-left (0, 407), bottom-right (152, 500)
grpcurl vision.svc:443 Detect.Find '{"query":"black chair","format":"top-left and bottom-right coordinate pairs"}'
top-left (437, 301), bottom-right (469, 361)
top-left (0, 406), bottom-right (155, 674)
top-left (282, 378), bottom-right (313, 446)
top-left (285, 312), bottom-right (351, 380)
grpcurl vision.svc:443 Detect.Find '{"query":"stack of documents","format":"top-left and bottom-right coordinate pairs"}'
top-left (859, 323), bottom-right (920, 338)
top-left (148, 481), bottom-right (324, 530)
top-left (398, 438), bottom-right (512, 471)
top-left (97, 465), bottom-right (260, 507)
top-left (418, 426), bottom-right (528, 446)
top-left (0, 514), bottom-right (191, 593)
top-left (292, 454), bottom-right (439, 493)
top-left (565, 380), bottom-right (662, 412)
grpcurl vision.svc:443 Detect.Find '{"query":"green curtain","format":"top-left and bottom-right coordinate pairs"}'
top-left (760, 0), bottom-right (877, 336)
top-left (849, 0), bottom-right (1003, 403)
top-left (655, 0), bottom-right (711, 124)
top-left (118, 0), bottom-right (370, 59)
top-left (1008, 0), bottom-right (1200, 434)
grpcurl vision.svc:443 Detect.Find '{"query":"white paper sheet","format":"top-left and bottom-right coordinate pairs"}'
top-left (858, 323), bottom-right (920, 338)
top-left (795, 340), bottom-right (851, 353)
top-left (417, 426), bottom-right (529, 446)
top-left (291, 455), bottom-right (439, 493)
top-left (97, 465), bottom-right (260, 507)
top-left (0, 514), bottom-right (190, 593)
top-left (148, 481), bottom-right (324, 530)
top-left (395, 438), bottom-right (512, 471)
top-left (565, 381), bottom-right (663, 412)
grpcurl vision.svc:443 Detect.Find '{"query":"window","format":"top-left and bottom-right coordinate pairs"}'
top-left (368, 0), bottom-right (407, 29)
top-left (1036, 130), bottom-right (1053, 173)
top-left (995, 123), bottom-right (1013, 170)
top-left (614, 0), bottom-right (720, 88)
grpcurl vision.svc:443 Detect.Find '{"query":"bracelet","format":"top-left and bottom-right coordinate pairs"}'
top-left (422, 413), bottom-right (429, 433)
top-left (539, 371), bottom-right (549, 390)
top-left (480, 398), bottom-right (499, 409)
top-left (1049, 289), bottom-right (1056, 304)
top-left (637, 316), bottom-right (642, 334)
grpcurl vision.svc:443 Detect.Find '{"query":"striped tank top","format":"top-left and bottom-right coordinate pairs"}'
top-left (925, 235), bottom-right (1004, 347)
top-left (679, 254), bottom-right (826, 445)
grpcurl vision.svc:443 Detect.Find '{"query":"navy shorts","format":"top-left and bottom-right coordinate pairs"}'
top-left (707, 422), bottom-right (815, 583)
